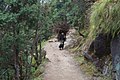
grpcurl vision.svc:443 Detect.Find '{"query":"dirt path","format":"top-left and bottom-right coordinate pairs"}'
top-left (44, 30), bottom-right (88, 80)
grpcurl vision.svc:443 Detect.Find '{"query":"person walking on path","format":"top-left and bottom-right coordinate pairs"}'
top-left (58, 33), bottom-right (66, 50)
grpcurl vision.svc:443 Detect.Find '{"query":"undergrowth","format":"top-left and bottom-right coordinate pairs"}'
top-left (33, 58), bottom-right (48, 80)
top-left (33, 41), bottom-right (48, 80)
top-left (70, 29), bottom-right (112, 80)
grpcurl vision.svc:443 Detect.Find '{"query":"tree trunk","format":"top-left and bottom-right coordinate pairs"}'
top-left (25, 51), bottom-right (29, 80)
top-left (39, 36), bottom-right (42, 64)
top-left (13, 25), bottom-right (20, 80)
top-left (19, 56), bottom-right (23, 80)
top-left (14, 45), bottom-right (20, 80)
top-left (35, 29), bottom-right (39, 68)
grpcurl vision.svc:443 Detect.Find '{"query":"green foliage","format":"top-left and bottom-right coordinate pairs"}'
top-left (50, 0), bottom-right (85, 30)
top-left (4, 0), bottom-right (17, 4)
top-left (90, 0), bottom-right (120, 37)
top-left (1, 33), bottom-right (14, 52)
top-left (0, 0), bottom-right (53, 79)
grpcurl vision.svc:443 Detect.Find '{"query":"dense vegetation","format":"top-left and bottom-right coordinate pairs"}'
top-left (0, 0), bottom-right (87, 79)
top-left (0, 0), bottom-right (120, 80)
top-left (0, 0), bottom-right (52, 80)
top-left (90, 0), bottom-right (120, 37)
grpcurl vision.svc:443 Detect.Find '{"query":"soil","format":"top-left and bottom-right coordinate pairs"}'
top-left (44, 29), bottom-right (88, 80)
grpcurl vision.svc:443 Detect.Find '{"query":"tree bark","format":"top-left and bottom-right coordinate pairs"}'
top-left (39, 36), bottom-right (42, 64)
top-left (14, 45), bottom-right (20, 80)
top-left (35, 29), bottom-right (39, 68)
top-left (13, 25), bottom-right (20, 80)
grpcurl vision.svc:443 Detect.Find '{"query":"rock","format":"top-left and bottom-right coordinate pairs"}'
top-left (111, 34), bottom-right (120, 80)
top-left (41, 49), bottom-right (46, 59)
top-left (88, 33), bottom-right (111, 58)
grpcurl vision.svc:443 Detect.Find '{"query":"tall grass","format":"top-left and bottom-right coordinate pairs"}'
top-left (90, 0), bottom-right (120, 37)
